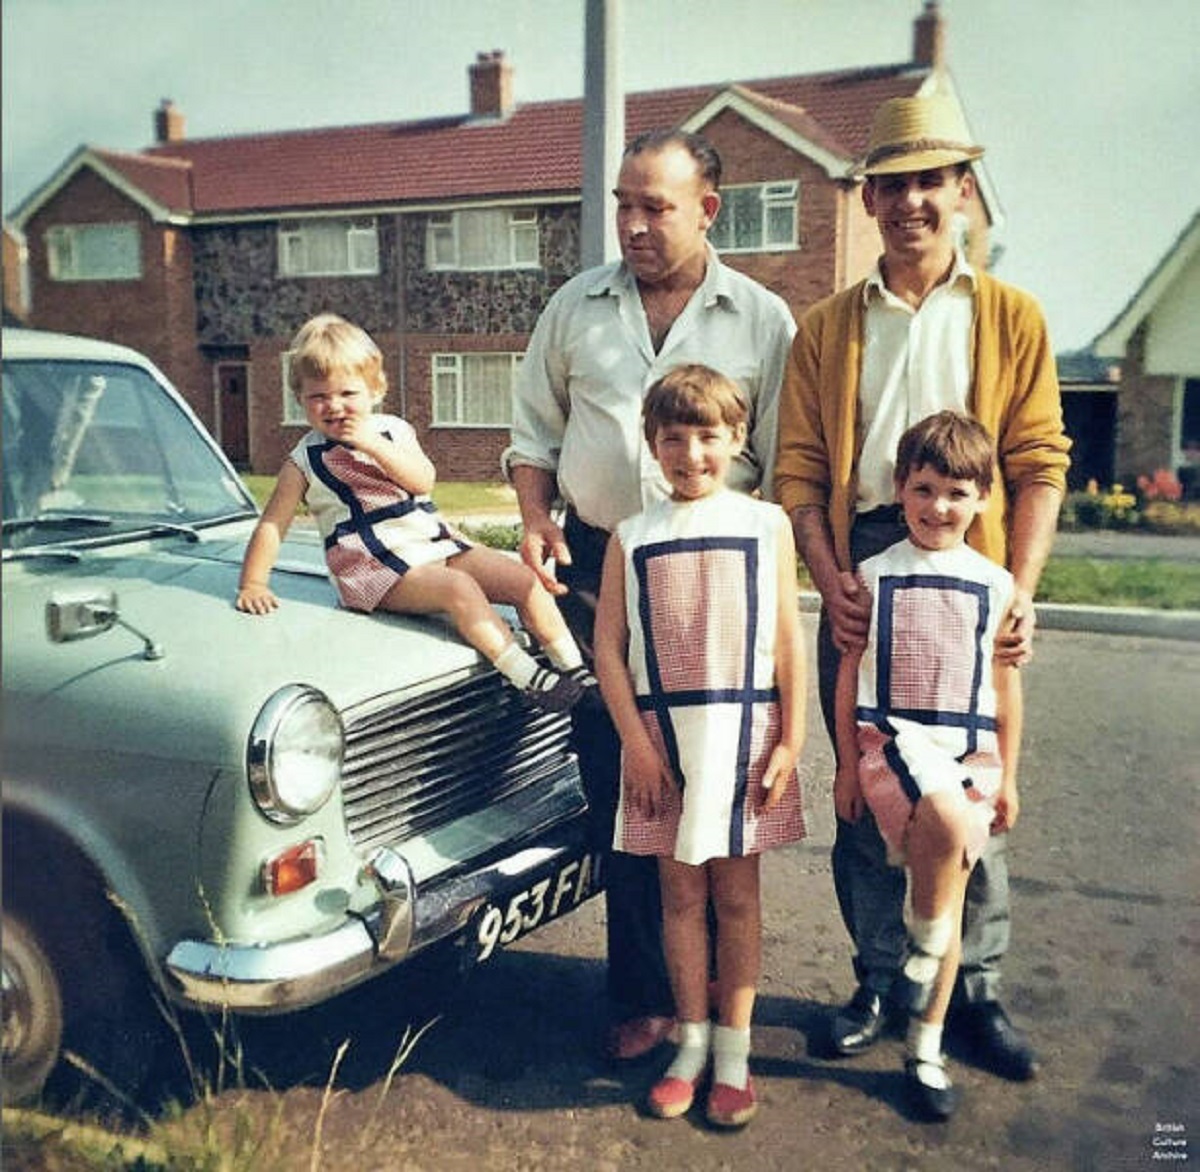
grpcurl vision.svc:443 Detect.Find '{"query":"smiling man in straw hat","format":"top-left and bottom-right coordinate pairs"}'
top-left (775, 92), bottom-right (1070, 1119)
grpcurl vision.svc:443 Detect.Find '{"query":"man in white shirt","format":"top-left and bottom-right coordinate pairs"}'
top-left (506, 128), bottom-right (795, 1061)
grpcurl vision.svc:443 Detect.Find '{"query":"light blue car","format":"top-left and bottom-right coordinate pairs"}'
top-left (1, 328), bottom-right (598, 1104)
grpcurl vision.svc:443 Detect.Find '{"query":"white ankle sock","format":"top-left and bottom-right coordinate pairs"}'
top-left (904, 908), bottom-right (954, 986)
top-left (664, 1020), bottom-right (711, 1083)
top-left (493, 641), bottom-right (540, 689)
top-left (907, 1019), bottom-right (950, 1089)
top-left (711, 1024), bottom-right (751, 1090)
top-left (543, 634), bottom-right (583, 673)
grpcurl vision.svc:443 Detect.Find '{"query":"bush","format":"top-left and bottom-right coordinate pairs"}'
top-left (460, 521), bottom-right (521, 551)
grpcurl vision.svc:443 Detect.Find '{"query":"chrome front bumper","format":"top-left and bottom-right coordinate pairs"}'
top-left (165, 809), bottom-right (594, 1013)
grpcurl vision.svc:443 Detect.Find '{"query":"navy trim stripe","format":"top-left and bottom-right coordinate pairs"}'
top-left (632, 534), bottom-right (762, 857)
top-left (874, 572), bottom-right (993, 751)
top-left (308, 432), bottom-right (467, 576)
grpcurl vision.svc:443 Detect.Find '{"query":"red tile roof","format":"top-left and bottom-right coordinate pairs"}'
top-left (107, 63), bottom-right (928, 218)
top-left (92, 148), bottom-right (194, 213)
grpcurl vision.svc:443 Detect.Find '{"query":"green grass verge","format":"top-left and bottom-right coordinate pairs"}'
top-left (1035, 558), bottom-right (1200, 611)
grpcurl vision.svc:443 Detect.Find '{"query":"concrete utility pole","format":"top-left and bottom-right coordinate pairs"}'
top-left (581, 0), bottom-right (623, 268)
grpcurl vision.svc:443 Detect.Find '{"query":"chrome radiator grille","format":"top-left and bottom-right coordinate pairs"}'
top-left (340, 669), bottom-right (575, 852)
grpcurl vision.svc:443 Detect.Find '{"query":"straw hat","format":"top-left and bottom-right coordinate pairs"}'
top-left (855, 95), bottom-right (984, 178)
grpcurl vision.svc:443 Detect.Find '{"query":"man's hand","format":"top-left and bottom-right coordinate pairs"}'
top-left (833, 765), bottom-right (865, 824)
top-left (995, 587), bottom-right (1036, 666)
top-left (519, 517), bottom-right (572, 596)
top-left (826, 570), bottom-right (872, 653)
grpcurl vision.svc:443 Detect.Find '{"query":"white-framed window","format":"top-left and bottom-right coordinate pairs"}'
top-left (45, 222), bottom-right (142, 281)
top-left (432, 352), bottom-right (522, 427)
top-left (278, 217), bottom-right (379, 277)
top-left (709, 181), bottom-right (798, 253)
top-left (280, 351), bottom-right (307, 425)
top-left (426, 208), bottom-right (539, 271)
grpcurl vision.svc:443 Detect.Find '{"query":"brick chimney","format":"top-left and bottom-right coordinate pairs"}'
top-left (913, 1), bottom-right (945, 69)
top-left (154, 98), bottom-right (186, 143)
top-left (469, 50), bottom-right (513, 119)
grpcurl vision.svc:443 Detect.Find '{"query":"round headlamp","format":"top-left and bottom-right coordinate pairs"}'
top-left (248, 685), bottom-right (344, 823)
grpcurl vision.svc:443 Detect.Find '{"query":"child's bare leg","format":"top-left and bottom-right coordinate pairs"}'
top-left (382, 564), bottom-right (580, 710)
top-left (660, 858), bottom-right (710, 1025)
top-left (707, 856), bottom-right (761, 1096)
top-left (709, 856), bottom-right (761, 1030)
top-left (658, 859), bottom-right (712, 1087)
top-left (447, 548), bottom-right (583, 670)
top-left (381, 563), bottom-right (512, 659)
top-left (901, 793), bottom-right (973, 1111)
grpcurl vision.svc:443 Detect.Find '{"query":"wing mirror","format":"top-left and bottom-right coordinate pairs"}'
top-left (47, 588), bottom-right (164, 660)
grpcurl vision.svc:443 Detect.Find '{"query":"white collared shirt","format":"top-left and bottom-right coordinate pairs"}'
top-left (505, 244), bottom-right (795, 532)
top-left (857, 251), bottom-right (976, 512)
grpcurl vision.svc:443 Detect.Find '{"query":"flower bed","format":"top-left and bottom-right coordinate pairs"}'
top-left (1060, 471), bottom-right (1200, 535)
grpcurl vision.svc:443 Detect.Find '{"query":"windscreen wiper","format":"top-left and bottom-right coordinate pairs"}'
top-left (1, 513), bottom-right (114, 534)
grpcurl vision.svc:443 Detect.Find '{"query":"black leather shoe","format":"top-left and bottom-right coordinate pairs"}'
top-left (904, 1056), bottom-right (959, 1121)
top-left (830, 986), bottom-right (885, 1056)
top-left (953, 1001), bottom-right (1040, 1081)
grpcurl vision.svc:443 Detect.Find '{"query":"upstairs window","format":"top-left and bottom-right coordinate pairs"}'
top-left (426, 208), bottom-right (539, 271)
top-left (46, 223), bottom-right (141, 281)
top-left (709, 181), bottom-right (798, 253)
top-left (432, 353), bottom-right (522, 427)
top-left (278, 217), bottom-right (379, 277)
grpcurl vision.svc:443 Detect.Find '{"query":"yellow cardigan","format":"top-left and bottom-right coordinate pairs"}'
top-left (774, 271), bottom-right (1071, 570)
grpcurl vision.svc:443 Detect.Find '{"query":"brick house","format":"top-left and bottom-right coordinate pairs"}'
top-left (2, 223), bottom-right (31, 325)
top-left (9, 2), bottom-right (995, 479)
top-left (1093, 208), bottom-right (1200, 496)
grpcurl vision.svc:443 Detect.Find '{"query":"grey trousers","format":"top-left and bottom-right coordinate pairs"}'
top-left (817, 512), bottom-right (1009, 1006)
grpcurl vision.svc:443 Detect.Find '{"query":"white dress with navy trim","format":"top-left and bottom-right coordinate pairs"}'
top-left (854, 539), bottom-right (1013, 862)
top-left (612, 489), bottom-right (806, 865)
top-left (289, 414), bottom-right (470, 612)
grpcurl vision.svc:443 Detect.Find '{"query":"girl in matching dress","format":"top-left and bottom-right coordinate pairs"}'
top-left (237, 314), bottom-right (593, 713)
top-left (595, 364), bottom-right (807, 1128)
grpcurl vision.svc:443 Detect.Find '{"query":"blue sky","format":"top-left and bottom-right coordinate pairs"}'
top-left (3, 0), bottom-right (1198, 350)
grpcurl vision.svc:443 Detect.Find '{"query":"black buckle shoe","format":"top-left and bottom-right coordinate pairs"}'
top-left (904, 1056), bottom-right (959, 1121)
top-left (953, 1001), bottom-right (1040, 1081)
top-left (830, 986), bottom-right (885, 1057)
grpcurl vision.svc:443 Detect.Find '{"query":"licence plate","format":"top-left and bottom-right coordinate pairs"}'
top-left (475, 850), bottom-right (600, 962)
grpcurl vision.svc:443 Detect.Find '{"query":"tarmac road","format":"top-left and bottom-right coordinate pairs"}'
top-left (173, 618), bottom-right (1198, 1172)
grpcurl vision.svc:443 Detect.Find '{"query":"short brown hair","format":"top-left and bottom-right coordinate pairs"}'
top-left (642, 364), bottom-right (747, 445)
top-left (895, 410), bottom-right (995, 491)
top-left (287, 313), bottom-right (387, 399)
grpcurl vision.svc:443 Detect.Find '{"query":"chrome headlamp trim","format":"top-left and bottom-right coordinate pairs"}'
top-left (247, 684), bottom-right (344, 824)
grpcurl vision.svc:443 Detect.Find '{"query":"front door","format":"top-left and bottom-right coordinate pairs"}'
top-left (217, 363), bottom-right (250, 468)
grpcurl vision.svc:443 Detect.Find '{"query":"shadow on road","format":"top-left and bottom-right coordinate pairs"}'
top-left (48, 938), bottom-right (912, 1126)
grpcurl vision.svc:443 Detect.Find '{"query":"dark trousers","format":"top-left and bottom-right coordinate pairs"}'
top-left (558, 512), bottom-right (674, 1019)
top-left (818, 511), bottom-right (1009, 1006)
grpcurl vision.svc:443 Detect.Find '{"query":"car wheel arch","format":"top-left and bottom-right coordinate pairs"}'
top-left (2, 813), bottom-right (170, 1105)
